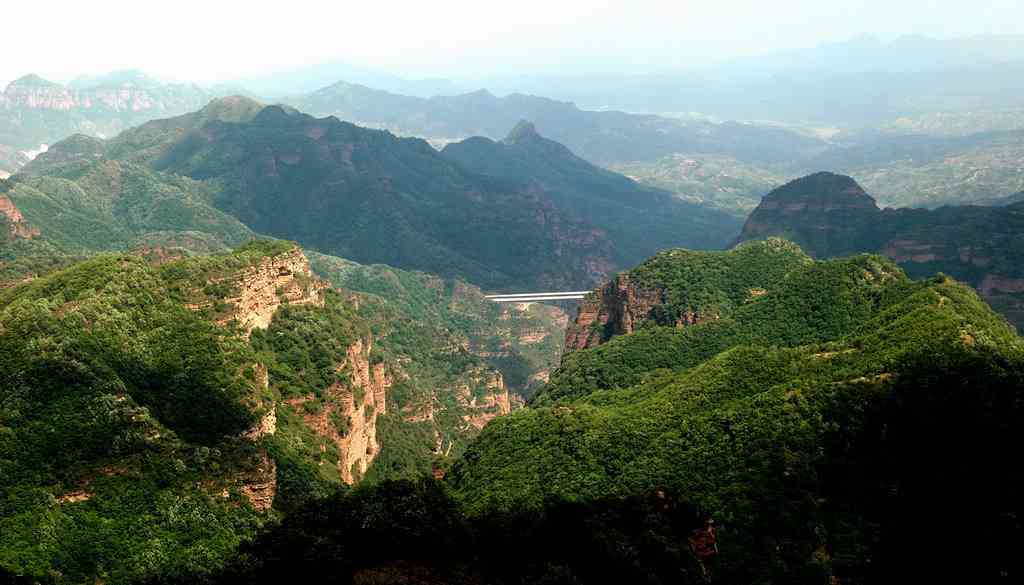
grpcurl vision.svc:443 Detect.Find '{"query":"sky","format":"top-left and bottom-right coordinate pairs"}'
top-left (3, 0), bottom-right (1024, 86)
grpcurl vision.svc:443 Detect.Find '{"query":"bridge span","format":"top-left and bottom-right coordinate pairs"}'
top-left (485, 291), bottom-right (590, 302)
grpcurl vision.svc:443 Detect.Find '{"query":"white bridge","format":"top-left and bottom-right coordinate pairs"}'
top-left (485, 291), bottom-right (590, 302)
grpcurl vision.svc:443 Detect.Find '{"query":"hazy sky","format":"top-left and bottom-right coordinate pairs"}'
top-left (3, 0), bottom-right (1023, 86)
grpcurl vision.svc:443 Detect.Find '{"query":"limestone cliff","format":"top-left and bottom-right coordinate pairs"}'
top-left (458, 367), bottom-right (512, 430)
top-left (565, 271), bottom-right (722, 352)
top-left (564, 273), bottom-right (660, 351)
top-left (0, 73), bottom-right (209, 124)
top-left (218, 247), bottom-right (326, 336)
top-left (285, 336), bottom-right (391, 484)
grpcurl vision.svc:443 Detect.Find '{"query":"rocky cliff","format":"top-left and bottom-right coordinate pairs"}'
top-left (284, 336), bottom-right (390, 484)
top-left (562, 240), bottom-right (810, 355)
top-left (736, 172), bottom-right (1024, 329)
top-left (217, 247), bottom-right (326, 336)
top-left (564, 272), bottom-right (722, 352)
top-left (458, 367), bottom-right (512, 430)
top-left (0, 195), bottom-right (40, 239)
top-left (564, 273), bottom-right (664, 351)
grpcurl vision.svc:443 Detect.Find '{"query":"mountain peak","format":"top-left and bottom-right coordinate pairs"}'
top-left (503, 120), bottom-right (541, 144)
top-left (764, 172), bottom-right (875, 206)
top-left (736, 172), bottom-right (881, 257)
top-left (6, 74), bottom-right (62, 91)
top-left (197, 95), bottom-right (265, 124)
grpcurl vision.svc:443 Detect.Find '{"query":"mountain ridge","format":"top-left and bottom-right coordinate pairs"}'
top-left (737, 172), bottom-right (1024, 328)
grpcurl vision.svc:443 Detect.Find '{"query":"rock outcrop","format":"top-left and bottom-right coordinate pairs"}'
top-left (220, 247), bottom-right (326, 336)
top-left (0, 73), bottom-right (210, 172)
top-left (286, 336), bottom-right (391, 484)
top-left (458, 368), bottom-right (512, 429)
top-left (565, 273), bottom-right (664, 351)
top-left (0, 195), bottom-right (40, 239)
top-left (236, 452), bottom-right (277, 512)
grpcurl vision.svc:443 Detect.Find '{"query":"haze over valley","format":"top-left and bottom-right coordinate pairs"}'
top-left (2, 2), bottom-right (1023, 584)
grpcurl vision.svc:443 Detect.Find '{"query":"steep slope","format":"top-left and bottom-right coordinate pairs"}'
top-left (304, 252), bottom-right (568, 482)
top-left (737, 173), bottom-right (1024, 328)
top-left (0, 72), bottom-right (212, 173)
top-left (0, 244), bottom-right (281, 582)
top-left (449, 244), bottom-right (1024, 584)
top-left (0, 240), bottom-right (535, 582)
top-left (441, 121), bottom-right (742, 259)
top-left (0, 145), bottom-right (255, 289)
top-left (5, 158), bottom-right (253, 254)
top-left (70, 101), bottom-right (624, 290)
top-left (288, 81), bottom-right (827, 165)
top-left (736, 172), bottom-right (881, 257)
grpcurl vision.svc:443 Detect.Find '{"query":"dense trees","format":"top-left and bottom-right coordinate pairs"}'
top-left (451, 250), bottom-right (1024, 583)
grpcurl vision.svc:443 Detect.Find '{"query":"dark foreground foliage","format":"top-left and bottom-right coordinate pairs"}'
top-left (141, 479), bottom-right (711, 585)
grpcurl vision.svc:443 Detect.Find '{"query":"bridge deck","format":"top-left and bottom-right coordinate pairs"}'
top-left (485, 291), bottom-right (590, 302)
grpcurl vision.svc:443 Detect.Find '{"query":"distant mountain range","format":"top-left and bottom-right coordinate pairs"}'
top-left (7, 63), bottom-right (1024, 212)
top-left (0, 71), bottom-right (213, 172)
top-left (614, 128), bottom-right (1024, 212)
top-left (230, 59), bottom-right (463, 98)
top-left (477, 35), bottom-right (1024, 127)
top-left (287, 81), bottom-right (828, 165)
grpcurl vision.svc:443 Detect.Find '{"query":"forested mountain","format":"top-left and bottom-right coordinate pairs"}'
top-left (442, 240), bottom-right (1024, 583)
top-left (289, 79), bottom-right (1024, 212)
top-left (0, 240), bottom-right (567, 581)
top-left (0, 72), bottom-right (212, 173)
top-left (23, 98), bottom-right (740, 290)
top-left (2, 50), bottom-right (1022, 585)
top-left (0, 145), bottom-right (253, 284)
top-left (736, 172), bottom-right (1024, 328)
top-left (440, 121), bottom-right (741, 265)
top-left (77, 239), bottom-right (1019, 585)
top-left (288, 81), bottom-right (828, 164)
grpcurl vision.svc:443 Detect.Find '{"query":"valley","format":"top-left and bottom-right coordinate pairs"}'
top-left (2, 22), bottom-right (1024, 585)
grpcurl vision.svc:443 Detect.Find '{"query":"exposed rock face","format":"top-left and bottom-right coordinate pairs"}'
top-left (458, 368), bottom-right (512, 429)
top-left (0, 73), bottom-right (209, 171)
top-left (0, 195), bottom-right (40, 239)
top-left (286, 336), bottom-right (390, 484)
top-left (565, 273), bottom-right (664, 351)
top-left (220, 247), bottom-right (326, 336)
top-left (237, 452), bottom-right (277, 512)
top-left (243, 406), bottom-right (277, 441)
